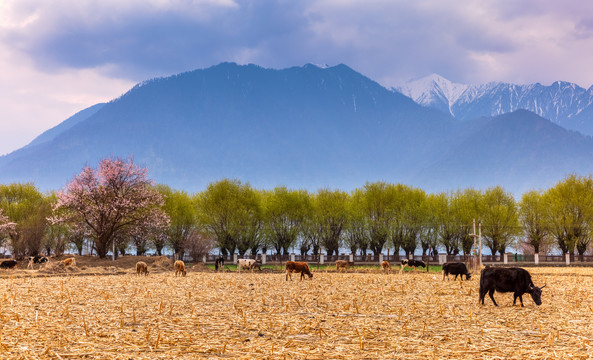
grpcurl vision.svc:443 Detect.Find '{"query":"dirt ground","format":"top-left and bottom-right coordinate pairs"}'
top-left (0, 264), bottom-right (591, 359)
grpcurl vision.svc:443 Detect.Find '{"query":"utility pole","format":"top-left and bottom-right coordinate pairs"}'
top-left (469, 219), bottom-right (483, 272)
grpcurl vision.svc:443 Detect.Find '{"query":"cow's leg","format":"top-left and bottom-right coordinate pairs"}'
top-left (518, 294), bottom-right (524, 307)
top-left (488, 289), bottom-right (498, 306)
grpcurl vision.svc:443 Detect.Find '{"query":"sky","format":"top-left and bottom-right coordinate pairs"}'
top-left (1, 0), bottom-right (593, 155)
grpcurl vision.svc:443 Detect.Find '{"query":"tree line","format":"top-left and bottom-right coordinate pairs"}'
top-left (1, 158), bottom-right (592, 259)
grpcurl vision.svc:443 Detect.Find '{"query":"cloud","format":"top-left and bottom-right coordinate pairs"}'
top-left (3, 0), bottom-right (593, 85)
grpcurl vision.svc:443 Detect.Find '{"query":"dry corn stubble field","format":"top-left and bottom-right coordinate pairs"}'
top-left (0, 266), bottom-right (592, 359)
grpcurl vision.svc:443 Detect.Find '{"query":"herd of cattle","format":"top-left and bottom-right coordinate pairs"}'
top-left (0, 255), bottom-right (546, 307)
top-left (0, 255), bottom-right (76, 270)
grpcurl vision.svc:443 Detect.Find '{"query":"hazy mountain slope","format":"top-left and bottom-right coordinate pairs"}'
top-left (25, 103), bottom-right (107, 149)
top-left (0, 63), bottom-right (453, 191)
top-left (415, 110), bottom-right (593, 193)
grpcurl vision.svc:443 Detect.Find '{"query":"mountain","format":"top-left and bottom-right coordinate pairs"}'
top-left (1, 63), bottom-right (592, 194)
top-left (23, 103), bottom-right (106, 149)
top-left (415, 110), bottom-right (593, 192)
top-left (394, 75), bottom-right (593, 136)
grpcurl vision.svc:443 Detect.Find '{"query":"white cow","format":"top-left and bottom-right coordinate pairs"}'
top-left (237, 259), bottom-right (256, 272)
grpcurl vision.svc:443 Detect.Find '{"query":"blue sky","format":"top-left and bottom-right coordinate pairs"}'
top-left (1, 0), bottom-right (593, 155)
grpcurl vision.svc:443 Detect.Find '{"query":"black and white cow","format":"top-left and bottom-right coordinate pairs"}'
top-left (479, 267), bottom-right (546, 307)
top-left (27, 255), bottom-right (49, 269)
top-left (400, 259), bottom-right (426, 273)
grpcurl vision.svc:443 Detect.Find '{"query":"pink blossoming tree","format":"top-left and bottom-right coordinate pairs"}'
top-left (52, 157), bottom-right (169, 258)
top-left (0, 208), bottom-right (16, 236)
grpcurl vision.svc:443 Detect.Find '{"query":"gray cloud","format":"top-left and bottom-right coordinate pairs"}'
top-left (3, 0), bottom-right (593, 86)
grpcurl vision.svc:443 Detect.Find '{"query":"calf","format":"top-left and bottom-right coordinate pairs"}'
top-left (335, 260), bottom-right (354, 272)
top-left (0, 260), bottom-right (17, 269)
top-left (27, 255), bottom-right (49, 269)
top-left (285, 261), bottom-right (313, 281)
top-left (237, 259), bottom-right (256, 272)
top-left (381, 260), bottom-right (391, 273)
top-left (136, 261), bottom-right (149, 276)
top-left (215, 256), bottom-right (225, 271)
top-left (479, 267), bottom-right (546, 307)
top-left (400, 259), bottom-right (426, 273)
top-left (442, 262), bottom-right (471, 281)
top-left (61, 258), bottom-right (76, 267)
top-left (174, 260), bottom-right (187, 277)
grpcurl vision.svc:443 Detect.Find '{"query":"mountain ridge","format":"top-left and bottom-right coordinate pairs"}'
top-left (1, 63), bottom-right (592, 194)
top-left (394, 74), bottom-right (593, 136)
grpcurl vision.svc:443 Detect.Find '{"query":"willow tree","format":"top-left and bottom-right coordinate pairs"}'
top-left (519, 190), bottom-right (551, 254)
top-left (387, 184), bottom-right (426, 257)
top-left (52, 158), bottom-right (168, 258)
top-left (481, 186), bottom-right (519, 256)
top-left (345, 188), bottom-right (368, 256)
top-left (157, 185), bottom-right (198, 260)
top-left (196, 179), bottom-right (262, 257)
top-left (315, 189), bottom-right (349, 257)
top-left (262, 187), bottom-right (311, 256)
top-left (359, 182), bottom-right (392, 257)
top-left (453, 188), bottom-right (482, 257)
top-left (545, 174), bottom-right (593, 255)
top-left (0, 183), bottom-right (49, 258)
top-left (431, 192), bottom-right (459, 255)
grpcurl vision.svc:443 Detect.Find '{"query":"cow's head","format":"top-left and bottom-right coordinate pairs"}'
top-left (465, 272), bottom-right (472, 280)
top-left (528, 284), bottom-right (546, 305)
top-left (401, 259), bottom-right (409, 266)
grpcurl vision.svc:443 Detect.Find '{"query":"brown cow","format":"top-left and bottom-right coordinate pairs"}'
top-left (174, 260), bottom-right (187, 277)
top-left (61, 258), bottom-right (76, 267)
top-left (335, 260), bottom-right (354, 272)
top-left (136, 261), bottom-right (149, 276)
top-left (285, 261), bottom-right (313, 281)
top-left (381, 260), bottom-right (391, 273)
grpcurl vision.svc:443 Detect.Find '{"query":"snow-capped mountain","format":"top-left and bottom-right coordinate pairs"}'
top-left (393, 74), bottom-right (468, 116)
top-left (394, 75), bottom-right (593, 135)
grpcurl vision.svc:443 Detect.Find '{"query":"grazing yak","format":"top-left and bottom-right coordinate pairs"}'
top-left (381, 261), bottom-right (391, 273)
top-left (442, 262), bottom-right (471, 281)
top-left (335, 260), bottom-right (354, 272)
top-left (400, 259), bottom-right (426, 273)
top-left (215, 256), bottom-right (225, 271)
top-left (0, 260), bottom-right (17, 269)
top-left (174, 260), bottom-right (187, 277)
top-left (27, 255), bottom-right (49, 269)
top-left (237, 259), bottom-right (257, 272)
top-left (136, 261), bottom-right (149, 276)
top-left (479, 267), bottom-right (546, 307)
top-left (285, 261), bottom-right (313, 281)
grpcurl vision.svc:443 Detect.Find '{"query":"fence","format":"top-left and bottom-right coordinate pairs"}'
top-left (195, 253), bottom-right (593, 266)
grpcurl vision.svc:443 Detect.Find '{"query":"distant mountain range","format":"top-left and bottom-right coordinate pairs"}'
top-left (394, 74), bottom-right (593, 136)
top-left (1, 63), bottom-right (592, 194)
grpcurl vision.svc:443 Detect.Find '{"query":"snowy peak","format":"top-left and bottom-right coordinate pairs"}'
top-left (394, 75), bottom-right (593, 136)
top-left (394, 74), bottom-right (468, 115)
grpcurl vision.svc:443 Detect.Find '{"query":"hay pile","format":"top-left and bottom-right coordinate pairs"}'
top-left (0, 268), bottom-right (591, 359)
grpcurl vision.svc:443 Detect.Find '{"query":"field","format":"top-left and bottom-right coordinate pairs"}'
top-left (0, 258), bottom-right (592, 359)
